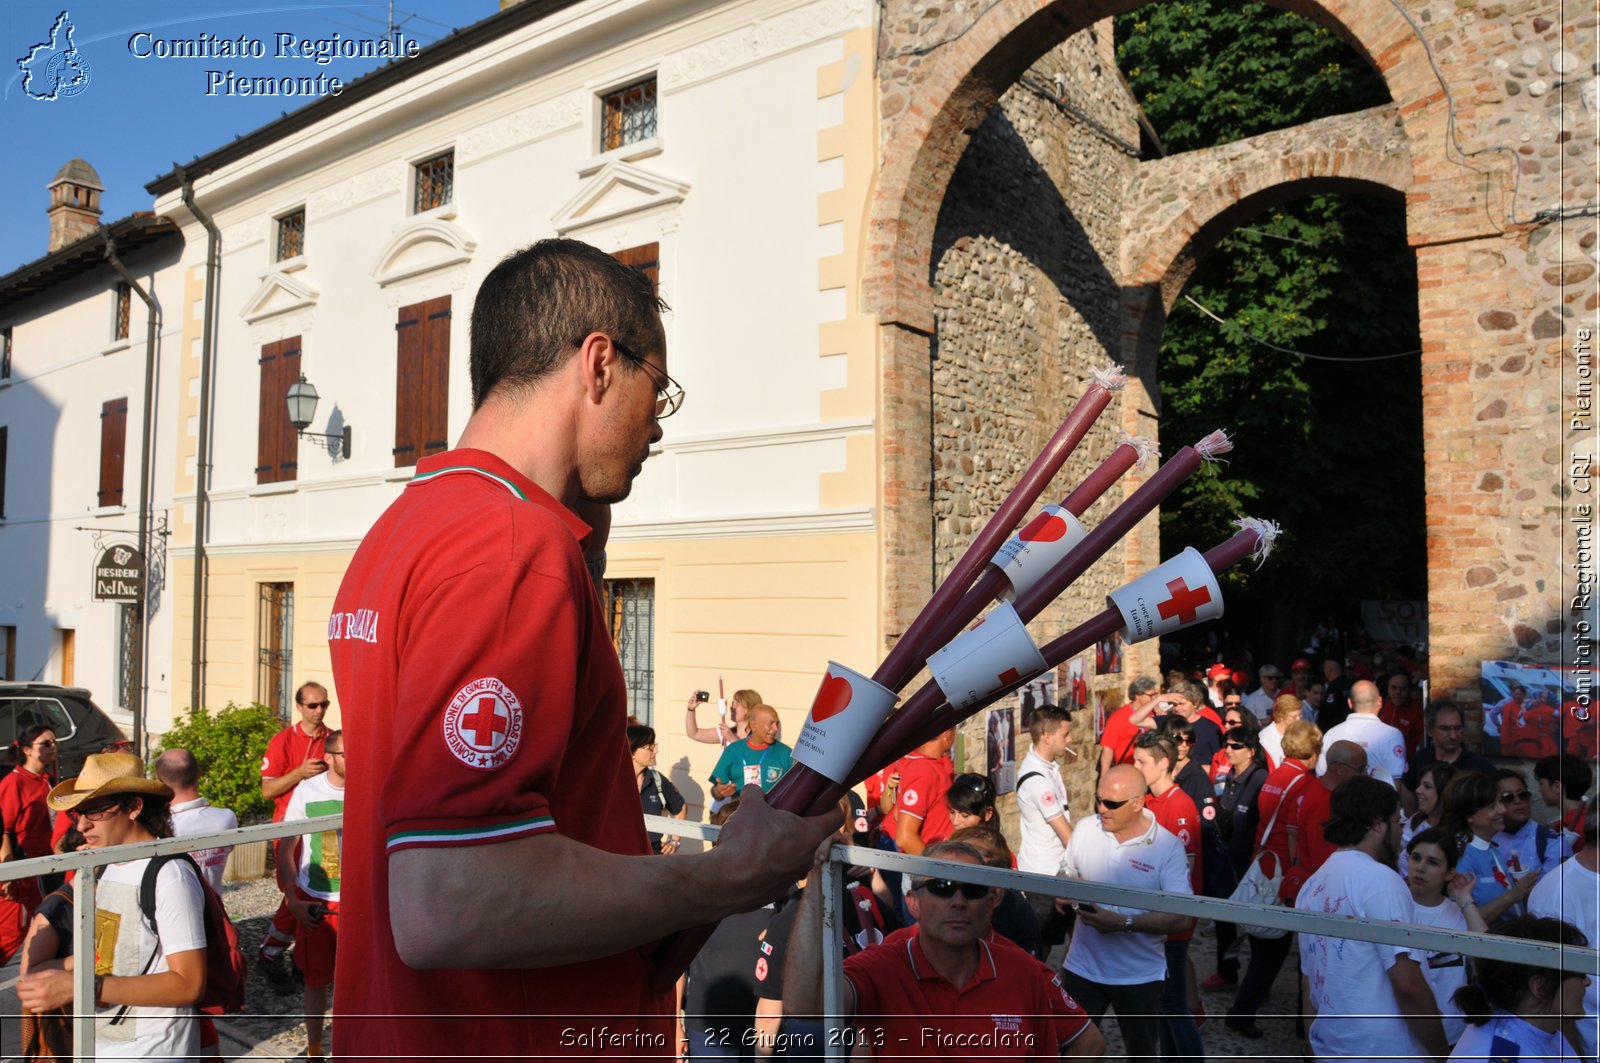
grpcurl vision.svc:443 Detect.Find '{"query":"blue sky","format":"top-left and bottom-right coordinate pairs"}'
top-left (1, 2), bottom-right (499, 273)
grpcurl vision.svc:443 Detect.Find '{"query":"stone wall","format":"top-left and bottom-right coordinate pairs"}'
top-left (932, 23), bottom-right (1140, 815)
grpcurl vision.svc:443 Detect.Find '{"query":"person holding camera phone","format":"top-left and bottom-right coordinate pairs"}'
top-left (276, 729), bottom-right (345, 1060)
top-left (685, 686), bottom-right (763, 748)
top-left (256, 681), bottom-right (330, 991)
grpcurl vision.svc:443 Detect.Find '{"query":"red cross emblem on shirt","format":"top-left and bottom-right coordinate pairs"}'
top-left (1157, 577), bottom-right (1212, 624)
top-left (463, 697), bottom-right (508, 748)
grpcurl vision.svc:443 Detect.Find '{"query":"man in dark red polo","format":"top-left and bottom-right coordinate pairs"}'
top-left (329, 239), bottom-right (838, 1060)
top-left (256, 680), bottom-right (331, 989)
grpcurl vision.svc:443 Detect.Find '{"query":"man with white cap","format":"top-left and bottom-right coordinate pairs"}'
top-left (17, 753), bottom-right (208, 1061)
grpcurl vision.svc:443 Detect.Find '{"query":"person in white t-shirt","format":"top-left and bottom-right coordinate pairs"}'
top-left (1016, 705), bottom-right (1074, 957)
top-left (1316, 679), bottom-right (1407, 786)
top-left (1404, 827), bottom-right (1490, 1047)
top-left (18, 753), bottom-right (208, 1061)
top-left (155, 748), bottom-right (239, 894)
top-left (1528, 804), bottom-right (1599, 1059)
top-left (1060, 764), bottom-right (1190, 1063)
top-left (1450, 914), bottom-right (1591, 1063)
top-left (1296, 775), bottom-right (1449, 1063)
top-left (278, 729), bottom-right (347, 1060)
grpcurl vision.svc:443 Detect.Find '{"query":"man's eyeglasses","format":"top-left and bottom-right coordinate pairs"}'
top-left (613, 340), bottom-right (685, 418)
top-left (1096, 795), bottom-right (1132, 810)
top-left (916, 879), bottom-right (990, 900)
top-left (301, 700), bottom-right (330, 710)
top-left (75, 802), bottom-right (125, 823)
top-left (1499, 790), bottom-right (1531, 803)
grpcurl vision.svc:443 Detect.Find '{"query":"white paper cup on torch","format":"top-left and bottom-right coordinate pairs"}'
top-left (991, 504), bottom-right (1089, 600)
top-left (927, 601), bottom-right (1049, 711)
top-left (792, 662), bottom-right (899, 784)
top-left (1107, 547), bottom-right (1225, 643)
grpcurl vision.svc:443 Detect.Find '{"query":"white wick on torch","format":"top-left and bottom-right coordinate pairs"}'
top-left (1117, 432), bottom-right (1158, 469)
top-left (1235, 516), bottom-right (1283, 568)
top-left (1091, 364), bottom-right (1127, 392)
top-left (1194, 429), bottom-right (1234, 463)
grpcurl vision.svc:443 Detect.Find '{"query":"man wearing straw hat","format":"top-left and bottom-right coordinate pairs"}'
top-left (16, 752), bottom-right (207, 1061)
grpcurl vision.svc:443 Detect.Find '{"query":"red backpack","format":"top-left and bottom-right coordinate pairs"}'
top-left (132, 852), bottom-right (248, 1015)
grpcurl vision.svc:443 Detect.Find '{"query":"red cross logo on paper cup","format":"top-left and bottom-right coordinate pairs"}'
top-left (792, 662), bottom-right (898, 784)
top-left (990, 504), bottom-right (1089, 599)
top-left (442, 677), bottom-right (524, 771)
top-left (928, 600), bottom-right (1047, 710)
top-left (1107, 547), bottom-right (1225, 643)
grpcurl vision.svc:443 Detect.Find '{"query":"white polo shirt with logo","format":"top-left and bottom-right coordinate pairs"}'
top-left (1060, 809), bottom-right (1191, 985)
top-left (1316, 713), bottom-right (1407, 785)
top-left (1016, 747), bottom-right (1070, 875)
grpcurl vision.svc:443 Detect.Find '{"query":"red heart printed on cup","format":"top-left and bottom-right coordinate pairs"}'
top-left (811, 673), bottom-right (854, 722)
top-left (1019, 511), bottom-right (1068, 543)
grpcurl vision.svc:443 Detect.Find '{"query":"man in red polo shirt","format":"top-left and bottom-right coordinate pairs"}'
top-left (1287, 740), bottom-right (1368, 874)
top-left (783, 836), bottom-right (1105, 1058)
top-left (1377, 672), bottom-right (1424, 757)
top-left (895, 729), bottom-right (956, 855)
top-left (329, 239), bottom-right (839, 1060)
top-left (256, 680), bottom-right (330, 989)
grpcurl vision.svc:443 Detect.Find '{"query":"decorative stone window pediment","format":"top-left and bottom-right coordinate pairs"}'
top-left (241, 271), bottom-right (320, 324)
top-left (553, 160), bottom-right (689, 235)
top-left (371, 216), bottom-right (477, 288)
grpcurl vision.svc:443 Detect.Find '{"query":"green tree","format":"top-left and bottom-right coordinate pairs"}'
top-left (157, 702), bottom-right (283, 823)
top-left (1116, 1), bottom-right (1424, 655)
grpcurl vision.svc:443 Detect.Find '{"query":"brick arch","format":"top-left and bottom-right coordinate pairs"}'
top-left (1125, 104), bottom-right (1413, 311)
top-left (866, 0), bottom-right (1443, 331)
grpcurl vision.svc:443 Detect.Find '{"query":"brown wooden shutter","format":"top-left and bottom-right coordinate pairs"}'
top-left (98, 398), bottom-right (128, 506)
top-left (422, 296), bottom-right (451, 458)
top-left (394, 303), bottom-right (424, 467)
top-left (257, 338), bottom-right (301, 484)
top-left (613, 243), bottom-right (660, 293)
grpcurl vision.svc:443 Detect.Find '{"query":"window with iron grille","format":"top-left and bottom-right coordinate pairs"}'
top-left (602, 578), bottom-right (655, 725)
top-left (113, 282), bottom-right (131, 341)
top-left (601, 77), bottom-right (657, 152)
top-left (277, 208), bottom-right (306, 261)
top-left (115, 603), bottom-right (140, 709)
top-left (413, 151), bottom-right (454, 214)
top-left (257, 582), bottom-right (295, 720)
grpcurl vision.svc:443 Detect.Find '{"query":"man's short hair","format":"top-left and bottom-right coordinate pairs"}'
top-left (295, 681), bottom-right (326, 706)
top-left (1280, 719), bottom-right (1323, 761)
top-left (1534, 753), bottom-right (1592, 799)
top-left (913, 839), bottom-right (987, 889)
top-left (469, 238), bottom-right (667, 408)
top-left (1133, 731), bottom-right (1178, 772)
top-left (1128, 676), bottom-right (1158, 700)
top-left (1491, 766), bottom-right (1528, 790)
top-left (1424, 699), bottom-right (1463, 732)
top-left (1027, 704), bottom-right (1070, 745)
top-left (153, 748), bottom-right (200, 790)
top-left (1322, 775), bottom-right (1399, 848)
top-left (1258, 664), bottom-right (1280, 679)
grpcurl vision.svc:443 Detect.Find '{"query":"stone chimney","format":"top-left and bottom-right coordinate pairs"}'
top-left (47, 157), bottom-right (103, 252)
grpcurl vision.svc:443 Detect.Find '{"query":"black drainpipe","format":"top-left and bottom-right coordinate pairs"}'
top-left (181, 175), bottom-right (221, 715)
top-left (101, 230), bottom-right (160, 756)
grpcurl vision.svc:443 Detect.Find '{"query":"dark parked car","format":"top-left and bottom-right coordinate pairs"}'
top-left (0, 683), bottom-right (128, 781)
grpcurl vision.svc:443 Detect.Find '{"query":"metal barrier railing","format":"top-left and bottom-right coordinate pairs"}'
top-left (4, 812), bottom-right (1594, 1058)
top-left (1, 814), bottom-right (340, 1058)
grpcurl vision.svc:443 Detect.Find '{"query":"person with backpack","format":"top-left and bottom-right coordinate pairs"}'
top-left (16, 753), bottom-right (207, 1060)
top-left (1493, 767), bottom-right (1573, 878)
top-left (277, 728), bottom-right (347, 1060)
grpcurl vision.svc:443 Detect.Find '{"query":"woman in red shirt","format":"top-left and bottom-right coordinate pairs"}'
top-left (0, 725), bottom-right (59, 963)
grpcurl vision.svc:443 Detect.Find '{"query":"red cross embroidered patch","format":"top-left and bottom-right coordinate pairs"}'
top-left (443, 677), bottom-right (524, 771)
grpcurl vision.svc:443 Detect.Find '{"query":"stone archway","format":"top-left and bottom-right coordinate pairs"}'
top-left (871, 0), bottom-right (1583, 708)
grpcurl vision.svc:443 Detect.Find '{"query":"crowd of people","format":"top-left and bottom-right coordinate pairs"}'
top-left (652, 658), bottom-right (1595, 1063)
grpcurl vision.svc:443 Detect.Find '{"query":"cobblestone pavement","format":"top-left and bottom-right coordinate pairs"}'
top-left (5, 884), bottom-right (1311, 1061)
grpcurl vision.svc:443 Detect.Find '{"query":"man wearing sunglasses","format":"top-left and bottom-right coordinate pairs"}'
top-left (784, 836), bottom-right (1105, 1058)
top-left (329, 239), bottom-right (840, 1061)
top-left (1492, 766), bottom-right (1573, 877)
top-left (1059, 764), bottom-right (1191, 1063)
top-left (256, 680), bottom-right (331, 990)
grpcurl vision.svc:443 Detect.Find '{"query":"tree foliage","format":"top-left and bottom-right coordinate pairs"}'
top-left (1116, 1), bottom-right (1424, 654)
top-left (157, 702), bottom-right (283, 823)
